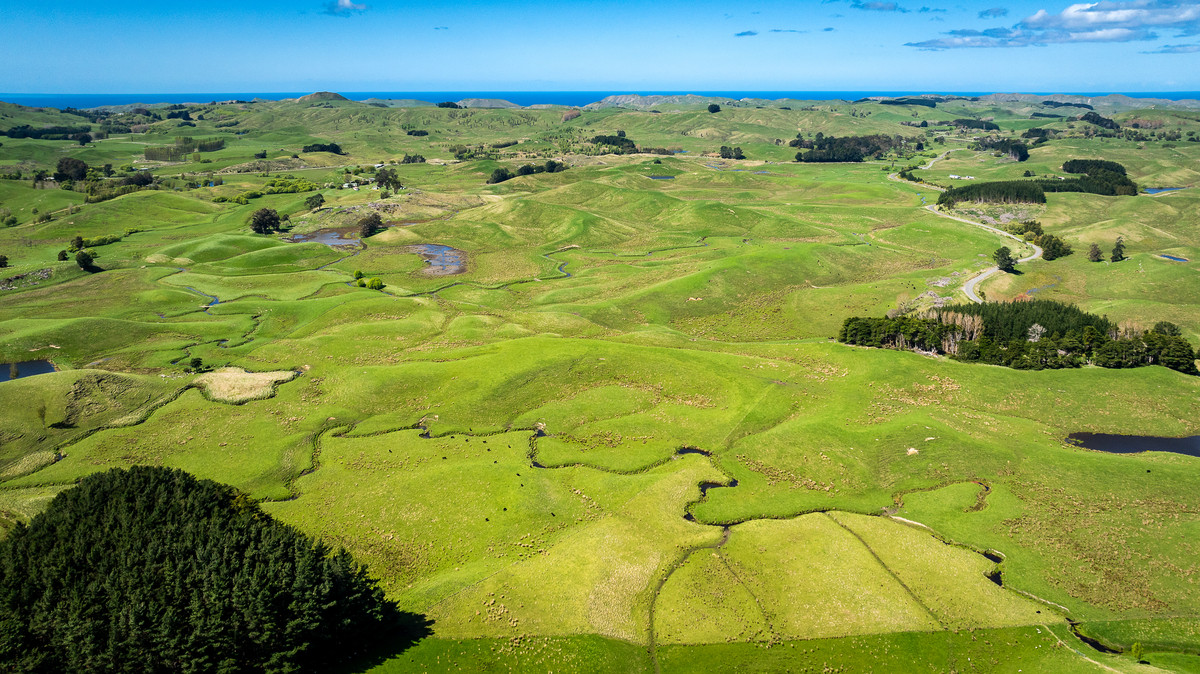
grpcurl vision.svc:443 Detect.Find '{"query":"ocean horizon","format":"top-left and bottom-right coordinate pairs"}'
top-left (3, 90), bottom-right (1200, 110)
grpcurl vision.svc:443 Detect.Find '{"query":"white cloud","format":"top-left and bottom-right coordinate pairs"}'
top-left (1020, 1), bottom-right (1200, 33)
top-left (908, 0), bottom-right (1200, 48)
top-left (852, 1), bottom-right (910, 11)
top-left (324, 0), bottom-right (366, 16)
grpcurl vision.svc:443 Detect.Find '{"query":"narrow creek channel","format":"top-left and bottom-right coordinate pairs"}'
top-left (338, 423), bottom-right (1064, 671)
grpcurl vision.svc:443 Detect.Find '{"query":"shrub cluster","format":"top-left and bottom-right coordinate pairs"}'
top-left (301, 142), bottom-right (343, 154)
top-left (953, 119), bottom-right (1000, 131)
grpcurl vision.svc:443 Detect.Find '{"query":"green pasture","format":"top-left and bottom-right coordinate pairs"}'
top-left (2, 96), bottom-right (1199, 670)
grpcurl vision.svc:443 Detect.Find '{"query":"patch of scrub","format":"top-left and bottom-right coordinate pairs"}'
top-left (0, 451), bottom-right (60, 480)
top-left (193, 367), bottom-right (298, 404)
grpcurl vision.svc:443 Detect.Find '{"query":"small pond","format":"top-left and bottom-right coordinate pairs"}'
top-left (1, 360), bottom-right (57, 383)
top-left (1068, 432), bottom-right (1200, 458)
top-left (648, 175), bottom-right (676, 180)
top-left (1144, 187), bottom-right (1184, 195)
top-left (289, 229), bottom-right (362, 247)
top-left (407, 244), bottom-right (466, 276)
top-left (1159, 254), bottom-right (1190, 262)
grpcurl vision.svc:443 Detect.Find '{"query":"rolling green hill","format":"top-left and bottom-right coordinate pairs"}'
top-left (3, 95), bottom-right (1200, 672)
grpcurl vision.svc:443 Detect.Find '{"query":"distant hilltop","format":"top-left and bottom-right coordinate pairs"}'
top-left (984, 92), bottom-right (1200, 110)
top-left (295, 91), bottom-right (350, 103)
top-left (581, 92), bottom-right (1200, 111)
top-left (361, 97), bottom-right (526, 109)
top-left (456, 98), bottom-right (521, 109)
top-left (583, 94), bottom-right (735, 110)
top-left (6, 89), bottom-right (1200, 112)
top-left (353, 90), bottom-right (1200, 111)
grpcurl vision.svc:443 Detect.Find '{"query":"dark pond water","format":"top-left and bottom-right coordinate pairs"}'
top-left (0, 360), bottom-right (57, 382)
top-left (1070, 623), bottom-right (1120, 654)
top-left (407, 244), bottom-right (466, 276)
top-left (676, 447), bottom-right (711, 456)
top-left (648, 175), bottom-right (675, 180)
top-left (1159, 254), bottom-right (1190, 262)
top-left (1068, 432), bottom-right (1200, 458)
top-left (699, 479), bottom-right (738, 498)
top-left (289, 229), bottom-right (362, 247)
top-left (1144, 187), bottom-right (1184, 194)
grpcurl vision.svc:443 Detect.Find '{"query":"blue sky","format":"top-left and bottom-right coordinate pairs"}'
top-left (2, 0), bottom-right (1198, 93)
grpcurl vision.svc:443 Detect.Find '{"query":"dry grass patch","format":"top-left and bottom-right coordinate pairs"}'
top-left (0, 451), bottom-right (59, 480)
top-left (194, 367), bottom-right (297, 404)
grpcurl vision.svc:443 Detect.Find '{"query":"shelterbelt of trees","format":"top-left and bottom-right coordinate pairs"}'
top-left (791, 133), bottom-right (918, 162)
top-left (0, 466), bottom-right (424, 673)
top-left (839, 300), bottom-right (1199, 375)
top-left (936, 159), bottom-right (1139, 206)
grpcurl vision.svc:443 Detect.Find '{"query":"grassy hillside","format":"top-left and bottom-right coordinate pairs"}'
top-left (2, 95), bottom-right (1199, 672)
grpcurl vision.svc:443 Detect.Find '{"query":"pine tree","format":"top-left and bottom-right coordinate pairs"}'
top-left (1112, 236), bottom-right (1125, 262)
top-left (994, 246), bottom-right (1016, 272)
top-left (0, 466), bottom-right (425, 672)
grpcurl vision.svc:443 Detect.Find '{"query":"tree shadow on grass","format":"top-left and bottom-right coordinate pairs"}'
top-left (336, 610), bottom-right (435, 673)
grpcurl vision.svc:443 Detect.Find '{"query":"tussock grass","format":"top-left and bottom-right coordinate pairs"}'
top-left (193, 367), bottom-right (297, 404)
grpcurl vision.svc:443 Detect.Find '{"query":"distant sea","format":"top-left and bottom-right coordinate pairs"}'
top-left (2, 91), bottom-right (1200, 109)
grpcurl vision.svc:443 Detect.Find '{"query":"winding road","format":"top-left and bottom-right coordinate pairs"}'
top-left (924, 205), bottom-right (1043, 303)
top-left (889, 150), bottom-right (1043, 304)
